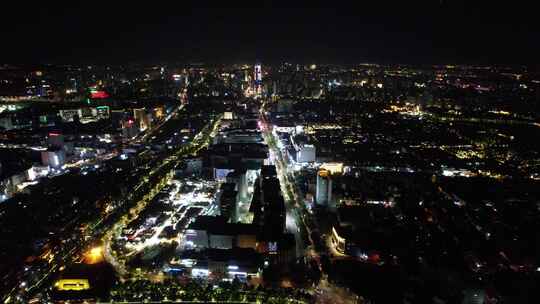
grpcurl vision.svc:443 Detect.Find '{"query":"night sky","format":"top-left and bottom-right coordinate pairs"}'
top-left (1, 1), bottom-right (538, 64)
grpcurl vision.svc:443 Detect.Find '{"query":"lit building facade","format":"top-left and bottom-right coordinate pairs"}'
top-left (41, 149), bottom-right (66, 168)
top-left (316, 169), bottom-right (332, 206)
top-left (296, 144), bottom-right (316, 163)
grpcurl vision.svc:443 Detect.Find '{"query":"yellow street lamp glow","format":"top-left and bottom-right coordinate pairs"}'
top-left (90, 246), bottom-right (102, 256)
top-left (84, 246), bottom-right (104, 264)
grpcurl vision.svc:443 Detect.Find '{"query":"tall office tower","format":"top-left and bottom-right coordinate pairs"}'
top-left (261, 176), bottom-right (285, 237)
top-left (316, 169), bottom-right (332, 206)
top-left (133, 108), bottom-right (150, 131)
top-left (254, 63), bottom-right (262, 84)
top-left (226, 169), bottom-right (248, 200)
top-left (254, 62), bottom-right (262, 96)
top-left (219, 183), bottom-right (238, 222)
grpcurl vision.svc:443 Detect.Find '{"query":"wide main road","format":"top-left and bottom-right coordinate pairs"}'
top-left (259, 102), bottom-right (361, 304)
top-left (259, 113), bottom-right (315, 267)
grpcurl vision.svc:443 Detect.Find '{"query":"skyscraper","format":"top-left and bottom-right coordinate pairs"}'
top-left (254, 63), bottom-right (262, 84)
top-left (133, 108), bottom-right (150, 131)
top-left (316, 169), bottom-right (332, 206)
top-left (254, 62), bottom-right (262, 96)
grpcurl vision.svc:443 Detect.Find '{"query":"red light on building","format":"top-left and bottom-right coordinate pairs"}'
top-left (369, 253), bottom-right (380, 263)
top-left (90, 91), bottom-right (109, 99)
top-left (49, 132), bottom-right (61, 137)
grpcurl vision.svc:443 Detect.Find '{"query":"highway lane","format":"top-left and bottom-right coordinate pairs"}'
top-left (259, 102), bottom-right (361, 304)
top-left (260, 113), bottom-right (314, 264)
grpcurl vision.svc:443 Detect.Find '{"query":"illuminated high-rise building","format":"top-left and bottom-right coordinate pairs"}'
top-left (254, 62), bottom-right (262, 96)
top-left (254, 63), bottom-right (262, 84)
top-left (316, 169), bottom-right (332, 206)
top-left (133, 108), bottom-right (150, 131)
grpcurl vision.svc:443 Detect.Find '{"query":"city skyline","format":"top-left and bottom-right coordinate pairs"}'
top-left (0, 2), bottom-right (539, 303)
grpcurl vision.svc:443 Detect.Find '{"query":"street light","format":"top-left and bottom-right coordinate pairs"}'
top-left (84, 246), bottom-right (104, 264)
